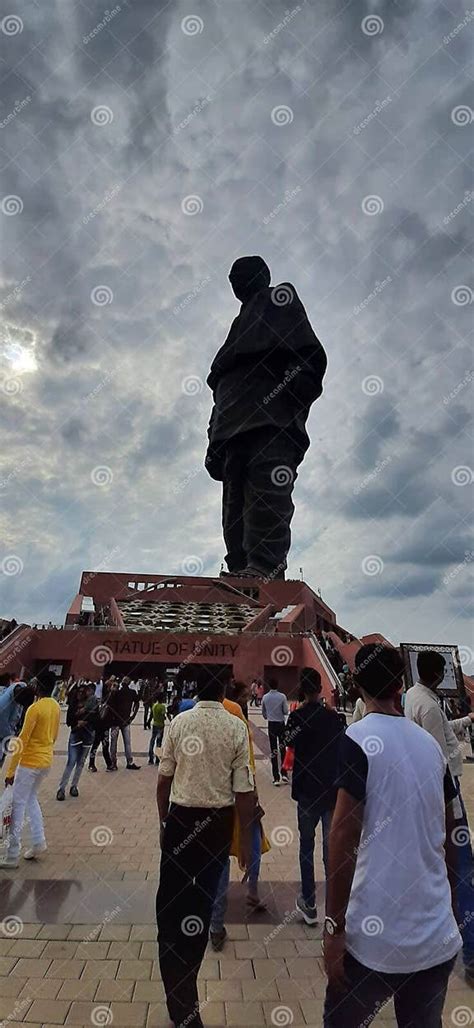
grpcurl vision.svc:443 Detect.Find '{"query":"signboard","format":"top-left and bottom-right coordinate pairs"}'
top-left (102, 638), bottom-right (239, 660)
top-left (48, 664), bottom-right (63, 676)
top-left (400, 643), bottom-right (465, 697)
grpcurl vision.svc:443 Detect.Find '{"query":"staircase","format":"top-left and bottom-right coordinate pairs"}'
top-left (307, 631), bottom-right (343, 698)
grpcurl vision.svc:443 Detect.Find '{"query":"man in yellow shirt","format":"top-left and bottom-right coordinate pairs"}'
top-left (1, 672), bottom-right (60, 868)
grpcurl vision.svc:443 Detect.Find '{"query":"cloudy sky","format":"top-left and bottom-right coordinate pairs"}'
top-left (0, 0), bottom-right (472, 665)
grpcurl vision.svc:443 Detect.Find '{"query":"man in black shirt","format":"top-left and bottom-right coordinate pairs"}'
top-left (286, 668), bottom-right (345, 925)
top-left (106, 677), bottom-right (140, 770)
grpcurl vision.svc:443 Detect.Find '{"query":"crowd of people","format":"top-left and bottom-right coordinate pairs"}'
top-left (0, 649), bottom-right (473, 1027)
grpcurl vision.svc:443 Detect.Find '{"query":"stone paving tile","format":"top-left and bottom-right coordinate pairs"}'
top-left (205, 979), bottom-right (243, 1001)
top-left (41, 942), bottom-right (79, 960)
top-left (107, 940), bottom-right (141, 960)
top-left (37, 926), bottom-right (70, 941)
top-left (23, 1000), bottom-right (70, 1023)
top-left (241, 980), bottom-right (279, 1001)
top-left (94, 980), bottom-right (134, 1002)
top-left (73, 941), bottom-right (110, 960)
top-left (18, 979), bottom-right (62, 1000)
top-left (80, 959), bottom-right (120, 979)
top-left (252, 958), bottom-right (289, 979)
top-left (133, 980), bottom-right (166, 1002)
top-left (55, 980), bottom-right (97, 1001)
top-left (219, 958), bottom-right (255, 980)
top-left (45, 960), bottom-right (85, 980)
top-left (10, 959), bottom-right (51, 978)
top-left (0, 978), bottom-right (28, 998)
top-left (117, 958), bottom-right (153, 980)
top-left (0, 998), bottom-right (32, 1020)
top-left (225, 1001), bottom-right (265, 1025)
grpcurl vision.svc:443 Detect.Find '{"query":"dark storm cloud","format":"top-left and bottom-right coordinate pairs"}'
top-left (0, 0), bottom-right (471, 660)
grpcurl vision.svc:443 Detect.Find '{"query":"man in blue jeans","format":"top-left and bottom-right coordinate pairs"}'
top-left (285, 668), bottom-right (345, 924)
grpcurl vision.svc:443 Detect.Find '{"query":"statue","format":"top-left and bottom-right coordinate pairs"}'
top-left (205, 256), bottom-right (327, 580)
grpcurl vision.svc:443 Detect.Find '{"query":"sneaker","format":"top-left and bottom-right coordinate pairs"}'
top-left (126, 763), bottom-right (141, 770)
top-left (88, 764), bottom-right (97, 773)
top-left (24, 843), bottom-right (47, 861)
top-left (296, 895), bottom-right (318, 926)
top-left (70, 786), bottom-right (79, 797)
top-left (273, 779), bottom-right (281, 787)
top-left (281, 774), bottom-right (290, 784)
top-left (56, 788), bottom-right (65, 801)
top-left (0, 855), bottom-right (19, 869)
top-left (210, 927), bottom-right (227, 951)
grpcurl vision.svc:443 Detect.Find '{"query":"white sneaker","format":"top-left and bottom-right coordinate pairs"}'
top-left (272, 779), bottom-right (281, 787)
top-left (0, 854), bottom-right (19, 869)
top-left (24, 843), bottom-right (47, 861)
top-left (281, 774), bottom-right (290, 784)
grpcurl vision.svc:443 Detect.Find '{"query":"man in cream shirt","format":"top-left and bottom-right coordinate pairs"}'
top-left (156, 666), bottom-right (254, 1028)
top-left (405, 649), bottom-right (474, 981)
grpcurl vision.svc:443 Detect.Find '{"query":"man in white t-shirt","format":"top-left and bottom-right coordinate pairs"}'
top-left (323, 643), bottom-right (461, 1028)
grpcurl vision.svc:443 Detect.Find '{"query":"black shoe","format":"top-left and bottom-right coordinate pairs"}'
top-left (56, 788), bottom-right (65, 801)
top-left (155, 758), bottom-right (160, 765)
top-left (88, 763), bottom-right (97, 773)
top-left (70, 786), bottom-right (79, 797)
top-left (147, 759), bottom-right (154, 765)
top-left (106, 765), bottom-right (118, 772)
top-left (210, 927), bottom-right (227, 951)
top-left (126, 763), bottom-right (141, 770)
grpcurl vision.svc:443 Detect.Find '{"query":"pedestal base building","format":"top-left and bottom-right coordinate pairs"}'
top-left (0, 570), bottom-right (388, 702)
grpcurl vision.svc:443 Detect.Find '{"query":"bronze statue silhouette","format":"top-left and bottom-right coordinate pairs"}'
top-left (205, 256), bottom-right (327, 580)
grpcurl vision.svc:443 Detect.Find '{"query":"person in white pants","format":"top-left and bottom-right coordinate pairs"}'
top-left (1, 673), bottom-right (60, 869)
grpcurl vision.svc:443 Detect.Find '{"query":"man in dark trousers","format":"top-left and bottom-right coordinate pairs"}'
top-left (156, 667), bottom-right (254, 1028)
top-left (285, 668), bottom-right (346, 925)
top-left (105, 677), bottom-right (140, 770)
top-left (205, 255), bottom-right (327, 579)
top-left (261, 678), bottom-right (289, 786)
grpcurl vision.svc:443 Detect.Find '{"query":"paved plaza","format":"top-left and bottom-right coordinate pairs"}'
top-left (0, 708), bottom-right (472, 1027)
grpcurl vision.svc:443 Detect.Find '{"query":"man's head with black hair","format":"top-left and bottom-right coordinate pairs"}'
top-left (193, 665), bottom-right (229, 702)
top-left (14, 684), bottom-right (35, 708)
top-left (354, 644), bottom-right (404, 701)
top-left (417, 650), bottom-right (446, 691)
top-left (37, 671), bottom-right (57, 697)
top-left (298, 667), bottom-right (322, 703)
top-left (268, 678), bottom-right (279, 691)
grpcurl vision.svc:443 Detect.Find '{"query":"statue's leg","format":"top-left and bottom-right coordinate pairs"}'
top-left (222, 441), bottom-right (247, 572)
top-left (243, 429), bottom-right (298, 577)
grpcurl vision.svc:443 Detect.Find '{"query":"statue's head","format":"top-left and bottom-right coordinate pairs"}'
top-left (229, 255), bottom-right (271, 302)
